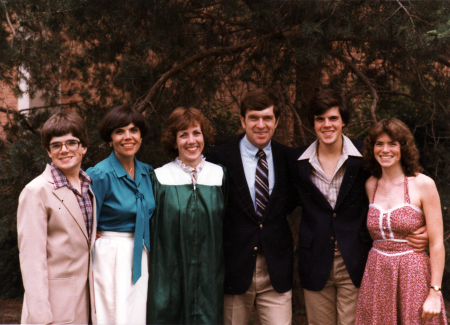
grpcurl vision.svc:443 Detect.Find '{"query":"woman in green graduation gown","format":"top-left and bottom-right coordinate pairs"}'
top-left (147, 107), bottom-right (227, 325)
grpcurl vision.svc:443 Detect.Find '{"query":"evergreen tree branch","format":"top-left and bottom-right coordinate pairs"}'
top-left (396, 0), bottom-right (416, 31)
top-left (136, 27), bottom-right (301, 113)
top-left (136, 39), bottom-right (260, 113)
top-left (5, 10), bottom-right (16, 37)
top-left (333, 52), bottom-right (378, 123)
top-left (437, 54), bottom-right (450, 68)
top-left (0, 84), bottom-right (13, 126)
top-left (408, 55), bottom-right (448, 114)
top-left (0, 130), bottom-right (10, 144)
top-left (277, 82), bottom-right (306, 147)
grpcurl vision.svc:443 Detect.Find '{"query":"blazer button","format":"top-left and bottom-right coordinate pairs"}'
top-left (260, 224), bottom-right (263, 228)
top-left (254, 247), bottom-right (258, 251)
top-left (333, 213), bottom-right (337, 218)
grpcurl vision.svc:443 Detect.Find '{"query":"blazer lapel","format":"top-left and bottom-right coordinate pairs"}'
top-left (89, 187), bottom-right (97, 250)
top-left (53, 186), bottom-right (89, 243)
top-left (335, 155), bottom-right (361, 209)
top-left (226, 138), bottom-right (258, 220)
top-left (43, 164), bottom-right (90, 244)
top-left (297, 159), bottom-right (334, 212)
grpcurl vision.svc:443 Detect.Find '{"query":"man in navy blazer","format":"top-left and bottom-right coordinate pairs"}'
top-left (291, 89), bottom-right (428, 324)
top-left (207, 89), bottom-right (297, 325)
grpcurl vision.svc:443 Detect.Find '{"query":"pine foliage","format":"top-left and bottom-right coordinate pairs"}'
top-left (1, 0), bottom-right (450, 300)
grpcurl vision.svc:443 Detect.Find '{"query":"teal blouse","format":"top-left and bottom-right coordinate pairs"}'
top-left (87, 152), bottom-right (155, 283)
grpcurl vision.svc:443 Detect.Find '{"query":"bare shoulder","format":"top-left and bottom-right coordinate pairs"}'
top-left (365, 176), bottom-right (377, 188)
top-left (365, 176), bottom-right (378, 197)
top-left (409, 173), bottom-right (437, 192)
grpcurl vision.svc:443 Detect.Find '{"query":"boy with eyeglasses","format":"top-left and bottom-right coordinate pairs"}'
top-left (17, 112), bottom-right (97, 324)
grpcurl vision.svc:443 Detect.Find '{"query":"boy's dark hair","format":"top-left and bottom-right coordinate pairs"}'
top-left (41, 112), bottom-right (88, 149)
top-left (307, 89), bottom-right (351, 127)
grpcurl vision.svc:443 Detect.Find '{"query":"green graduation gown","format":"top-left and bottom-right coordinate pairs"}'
top-left (147, 160), bottom-right (227, 325)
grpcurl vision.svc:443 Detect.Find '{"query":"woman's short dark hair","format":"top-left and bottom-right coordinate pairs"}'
top-left (363, 118), bottom-right (423, 178)
top-left (307, 89), bottom-right (350, 127)
top-left (161, 107), bottom-right (215, 159)
top-left (41, 112), bottom-right (88, 149)
top-left (240, 88), bottom-right (280, 120)
top-left (98, 105), bottom-right (148, 142)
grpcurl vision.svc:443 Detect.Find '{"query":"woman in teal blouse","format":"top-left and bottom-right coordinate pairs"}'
top-left (87, 105), bottom-right (155, 325)
top-left (147, 107), bottom-right (227, 325)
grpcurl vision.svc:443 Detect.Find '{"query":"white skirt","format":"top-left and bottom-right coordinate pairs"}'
top-left (93, 231), bottom-right (148, 325)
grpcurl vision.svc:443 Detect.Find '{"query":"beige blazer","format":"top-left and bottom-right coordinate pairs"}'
top-left (17, 164), bottom-right (97, 324)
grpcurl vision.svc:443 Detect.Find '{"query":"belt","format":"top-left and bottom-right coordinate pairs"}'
top-left (334, 241), bottom-right (339, 251)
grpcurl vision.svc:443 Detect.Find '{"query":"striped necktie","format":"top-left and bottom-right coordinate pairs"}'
top-left (255, 149), bottom-right (269, 220)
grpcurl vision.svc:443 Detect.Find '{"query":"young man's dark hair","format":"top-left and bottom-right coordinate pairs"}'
top-left (41, 112), bottom-right (89, 149)
top-left (307, 89), bottom-right (351, 127)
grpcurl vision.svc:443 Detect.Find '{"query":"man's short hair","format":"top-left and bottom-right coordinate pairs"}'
top-left (307, 89), bottom-right (351, 127)
top-left (41, 112), bottom-right (89, 149)
top-left (240, 89), bottom-right (280, 120)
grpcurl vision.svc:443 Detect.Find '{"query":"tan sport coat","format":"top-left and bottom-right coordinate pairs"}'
top-left (17, 164), bottom-right (97, 324)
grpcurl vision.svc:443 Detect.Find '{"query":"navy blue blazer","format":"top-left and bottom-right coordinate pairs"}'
top-left (206, 136), bottom-right (297, 294)
top-left (290, 139), bottom-right (372, 291)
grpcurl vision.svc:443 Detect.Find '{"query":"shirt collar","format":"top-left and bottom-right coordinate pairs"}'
top-left (342, 135), bottom-right (363, 158)
top-left (108, 151), bottom-right (145, 179)
top-left (241, 134), bottom-right (272, 160)
top-left (298, 135), bottom-right (362, 161)
top-left (50, 162), bottom-right (91, 190)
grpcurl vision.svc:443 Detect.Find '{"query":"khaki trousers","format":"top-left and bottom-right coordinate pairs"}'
top-left (304, 250), bottom-right (359, 325)
top-left (223, 254), bottom-right (292, 325)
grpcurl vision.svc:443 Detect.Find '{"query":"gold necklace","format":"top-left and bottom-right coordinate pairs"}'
top-left (384, 174), bottom-right (404, 195)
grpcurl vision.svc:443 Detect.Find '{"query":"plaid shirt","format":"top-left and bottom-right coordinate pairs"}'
top-left (50, 163), bottom-right (93, 239)
top-left (298, 135), bottom-right (362, 209)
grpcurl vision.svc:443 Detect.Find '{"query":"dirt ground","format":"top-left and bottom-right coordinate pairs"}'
top-left (0, 298), bottom-right (307, 324)
top-left (0, 299), bottom-right (21, 324)
top-left (2, 298), bottom-right (448, 324)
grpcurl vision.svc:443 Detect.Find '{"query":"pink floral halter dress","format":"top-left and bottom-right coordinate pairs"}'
top-left (355, 176), bottom-right (447, 324)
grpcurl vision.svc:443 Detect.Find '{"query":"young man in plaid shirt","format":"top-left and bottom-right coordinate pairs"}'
top-left (17, 112), bottom-right (97, 324)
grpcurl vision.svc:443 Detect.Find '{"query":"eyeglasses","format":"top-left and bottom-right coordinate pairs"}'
top-left (48, 140), bottom-right (82, 153)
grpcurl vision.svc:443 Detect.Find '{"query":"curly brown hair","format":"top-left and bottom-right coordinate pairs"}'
top-left (161, 107), bottom-right (215, 159)
top-left (363, 118), bottom-right (423, 178)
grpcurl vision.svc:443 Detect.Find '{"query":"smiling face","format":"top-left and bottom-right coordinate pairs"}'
top-left (110, 123), bottom-right (142, 161)
top-left (176, 123), bottom-right (205, 168)
top-left (314, 106), bottom-right (345, 149)
top-left (374, 133), bottom-right (401, 169)
top-left (240, 106), bottom-right (279, 149)
top-left (47, 133), bottom-right (87, 176)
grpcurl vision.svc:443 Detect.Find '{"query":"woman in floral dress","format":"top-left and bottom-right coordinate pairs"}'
top-left (355, 118), bottom-right (446, 324)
